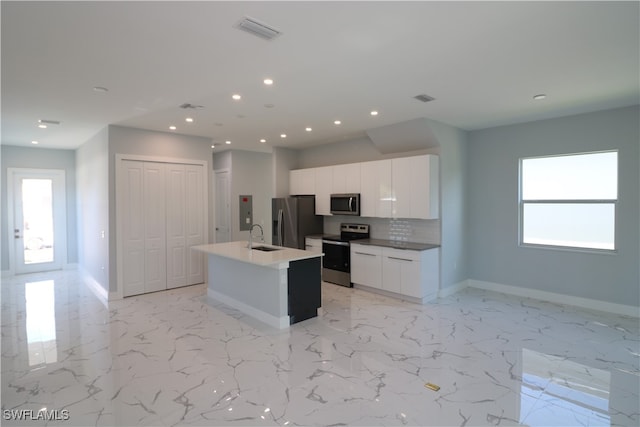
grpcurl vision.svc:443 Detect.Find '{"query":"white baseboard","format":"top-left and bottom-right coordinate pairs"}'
top-left (80, 268), bottom-right (109, 308)
top-left (207, 288), bottom-right (290, 329)
top-left (468, 279), bottom-right (639, 318)
top-left (438, 280), bottom-right (469, 298)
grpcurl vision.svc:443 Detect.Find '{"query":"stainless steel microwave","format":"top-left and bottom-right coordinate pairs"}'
top-left (330, 193), bottom-right (360, 216)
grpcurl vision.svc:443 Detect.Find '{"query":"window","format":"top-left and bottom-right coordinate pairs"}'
top-left (520, 151), bottom-right (617, 251)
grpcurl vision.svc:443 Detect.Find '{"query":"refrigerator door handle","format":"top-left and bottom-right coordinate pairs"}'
top-left (277, 209), bottom-right (284, 246)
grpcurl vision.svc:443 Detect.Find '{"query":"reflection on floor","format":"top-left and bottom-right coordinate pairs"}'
top-left (1, 270), bottom-right (638, 426)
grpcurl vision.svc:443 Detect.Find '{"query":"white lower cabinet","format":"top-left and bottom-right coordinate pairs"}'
top-left (351, 244), bottom-right (439, 302)
top-left (305, 237), bottom-right (322, 253)
top-left (350, 244), bottom-right (382, 289)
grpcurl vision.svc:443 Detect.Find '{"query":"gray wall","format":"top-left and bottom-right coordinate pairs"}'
top-left (1, 146), bottom-right (78, 271)
top-left (428, 120), bottom-right (468, 289)
top-left (226, 150), bottom-right (274, 243)
top-left (467, 105), bottom-right (639, 307)
top-left (272, 147), bottom-right (297, 198)
top-left (107, 125), bottom-right (214, 293)
top-left (76, 128), bottom-right (110, 290)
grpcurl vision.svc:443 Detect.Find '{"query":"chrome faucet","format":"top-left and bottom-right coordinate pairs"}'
top-left (248, 223), bottom-right (264, 249)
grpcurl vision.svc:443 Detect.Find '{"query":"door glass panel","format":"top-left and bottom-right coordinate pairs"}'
top-left (22, 179), bottom-right (54, 264)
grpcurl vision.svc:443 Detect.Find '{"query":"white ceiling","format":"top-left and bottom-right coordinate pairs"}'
top-left (2, 1), bottom-right (638, 152)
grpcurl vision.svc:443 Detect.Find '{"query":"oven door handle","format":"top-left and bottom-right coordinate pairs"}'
top-left (322, 240), bottom-right (349, 247)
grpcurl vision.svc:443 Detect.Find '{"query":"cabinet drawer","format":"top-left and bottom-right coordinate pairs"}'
top-left (382, 247), bottom-right (421, 261)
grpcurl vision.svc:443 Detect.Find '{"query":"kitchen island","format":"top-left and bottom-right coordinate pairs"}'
top-left (193, 241), bottom-right (323, 329)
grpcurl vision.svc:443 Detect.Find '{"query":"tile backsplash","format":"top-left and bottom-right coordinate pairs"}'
top-left (324, 216), bottom-right (440, 244)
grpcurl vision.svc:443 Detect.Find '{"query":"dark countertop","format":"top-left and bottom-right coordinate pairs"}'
top-left (352, 239), bottom-right (440, 251)
top-left (306, 234), bottom-right (339, 240)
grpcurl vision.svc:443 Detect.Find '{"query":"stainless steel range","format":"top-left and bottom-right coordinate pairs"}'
top-left (322, 223), bottom-right (370, 287)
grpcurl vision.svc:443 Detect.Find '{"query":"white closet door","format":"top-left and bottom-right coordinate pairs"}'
top-left (185, 164), bottom-right (205, 285)
top-left (166, 164), bottom-right (187, 289)
top-left (121, 161), bottom-right (146, 297)
top-left (143, 162), bottom-right (167, 293)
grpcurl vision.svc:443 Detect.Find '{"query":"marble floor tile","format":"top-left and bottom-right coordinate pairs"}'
top-left (1, 270), bottom-right (638, 426)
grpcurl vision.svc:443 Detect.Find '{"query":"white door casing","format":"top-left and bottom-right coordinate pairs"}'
top-left (7, 168), bottom-right (67, 275)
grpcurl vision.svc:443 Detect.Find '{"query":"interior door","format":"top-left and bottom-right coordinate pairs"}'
top-left (9, 169), bottom-right (67, 274)
top-left (215, 170), bottom-right (231, 243)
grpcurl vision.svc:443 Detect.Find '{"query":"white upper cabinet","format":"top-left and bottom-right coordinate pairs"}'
top-left (314, 166), bottom-right (333, 215)
top-left (392, 155), bottom-right (439, 219)
top-left (360, 159), bottom-right (393, 218)
top-left (332, 163), bottom-right (361, 194)
top-left (289, 168), bottom-right (315, 195)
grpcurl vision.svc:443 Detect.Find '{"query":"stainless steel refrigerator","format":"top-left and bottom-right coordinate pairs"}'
top-left (272, 196), bottom-right (323, 249)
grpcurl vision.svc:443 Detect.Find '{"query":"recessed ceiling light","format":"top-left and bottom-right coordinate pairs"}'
top-left (334, 120), bottom-right (341, 125)
top-left (232, 94), bottom-right (242, 100)
top-left (31, 140), bottom-right (39, 145)
top-left (259, 139), bottom-right (266, 143)
top-left (533, 94), bottom-right (547, 100)
top-left (185, 117), bottom-right (194, 123)
top-left (93, 86), bottom-right (109, 93)
top-left (263, 78), bottom-right (273, 85)
top-left (38, 124), bottom-right (47, 129)
top-left (280, 134), bottom-right (287, 138)
top-left (169, 125), bottom-right (177, 130)
top-left (211, 145), bottom-right (215, 149)
top-left (305, 127), bottom-right (312, 132)
top-left (370, 111), bottom-right (379, 116)
top-left (225, 140), bottom-right (231, 145)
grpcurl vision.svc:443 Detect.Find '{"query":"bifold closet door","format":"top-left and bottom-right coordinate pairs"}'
top-left (185, 164), bottom-right (205, 286)
top-left (121, 160), bottom-right (146, 297)
top-left (166, 164), bottom-right (188, 289)
top-left (165, 163), bottom-right (205, 289)
top-left (143, 162), bottom-right (167, 293)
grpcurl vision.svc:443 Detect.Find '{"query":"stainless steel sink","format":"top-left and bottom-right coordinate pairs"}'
top-left (251, 245), bottom-right (282, 252)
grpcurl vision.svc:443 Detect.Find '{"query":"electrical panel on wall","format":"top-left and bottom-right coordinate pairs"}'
top-left (239, 195), bottom-right (253, 231)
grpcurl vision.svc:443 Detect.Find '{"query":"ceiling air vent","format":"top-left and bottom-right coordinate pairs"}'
top-left (413, 94), bottom-right (436, 103)
top-left (179, 103), bottom-right (204, 110)
top-left (235, 16), bottom-right (282, 41)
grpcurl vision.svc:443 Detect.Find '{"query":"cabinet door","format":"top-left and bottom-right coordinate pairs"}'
top-left (143, 162), bottom-right (167, 293)
top-left (381, 255), bottom-right (402, 293)
top-left (314, 166), bottom-right (333, 215)
top-left (350, 244), bottom-right (382, 289)
top-left (290, 169), bottom-right (315, 195)
top-left (185, 164), bottom-right (205, 285)
top-left (391, 157), bottom-right (413, 218)
top-left (332, 163), bottom-right (361, 194)
top-left (392, 155), bottom-right (439, 219)
top-left (360, 160), bottom-right (392, 218)
top-left (305, 237), bottom-right (322, 253)
top-left (166, 164), bottom-right (187, 289)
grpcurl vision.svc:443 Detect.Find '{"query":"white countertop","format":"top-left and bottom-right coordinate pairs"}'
top-left (193, 241), bottom-right (323, 267)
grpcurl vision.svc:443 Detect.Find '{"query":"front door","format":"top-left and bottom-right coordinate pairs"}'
top-left (9, 169), bottom-right (67, 274)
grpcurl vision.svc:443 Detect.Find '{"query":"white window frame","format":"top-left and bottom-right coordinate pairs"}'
top-left (518, 150), bottom-right (618, 253)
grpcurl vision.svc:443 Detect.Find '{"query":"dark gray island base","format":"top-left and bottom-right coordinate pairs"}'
top-left (287, 257), bottom-right (322, 324)
top-left (194, 241), bottom-right (324, 329)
